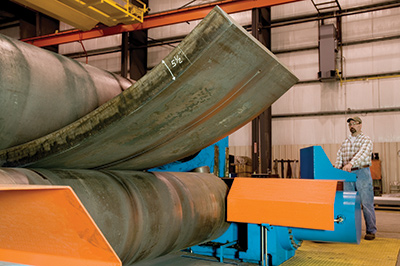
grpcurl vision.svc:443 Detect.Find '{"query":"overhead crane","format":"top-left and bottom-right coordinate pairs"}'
top-left (19, 0), bottom-right (303, 47)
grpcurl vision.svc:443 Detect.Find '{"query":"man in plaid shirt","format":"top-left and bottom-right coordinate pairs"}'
top-left (335, 116), bottom-right (377, 240)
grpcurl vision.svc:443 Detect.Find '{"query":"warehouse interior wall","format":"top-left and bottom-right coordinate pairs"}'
top-left (1, 0), bottom-right (399, 194)
top-left (230, 0), bottom-right (400, 194)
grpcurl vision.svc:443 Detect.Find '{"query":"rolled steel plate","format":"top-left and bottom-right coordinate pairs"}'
top-left (0, 33), bottom-right (133, 150)
top-left (0, 6), bottom-right (298, 169)
top-left (0, 168), bottom-right (229, 265)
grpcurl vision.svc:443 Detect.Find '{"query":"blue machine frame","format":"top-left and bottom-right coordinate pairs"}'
top-left (149, 137), bottom-right (228, 177)
top-left (191, 191), bottom-right (360, 266)
top-left (153, 144), bottom-right (361, 265)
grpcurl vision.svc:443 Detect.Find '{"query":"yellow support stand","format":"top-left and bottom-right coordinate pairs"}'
top-left (11, 0), bottom-right (148, 30)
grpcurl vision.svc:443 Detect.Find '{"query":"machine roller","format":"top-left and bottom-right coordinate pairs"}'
top-left (0, 169), bottom-right (229, 265)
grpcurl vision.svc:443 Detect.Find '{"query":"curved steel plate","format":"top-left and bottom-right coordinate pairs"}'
top-left (0, 6), bottom-right (298, 170)
top-left (0, 33), bottom-right (133, 150)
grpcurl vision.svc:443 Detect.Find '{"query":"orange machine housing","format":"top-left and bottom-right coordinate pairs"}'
top-left (0, 185), bottom-right (121, 266)
top-left (227, 178), bottom-right (338, 230)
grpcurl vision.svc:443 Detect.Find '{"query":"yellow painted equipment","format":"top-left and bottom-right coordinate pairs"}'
top-left (10, 0), bottom-right (148, 30)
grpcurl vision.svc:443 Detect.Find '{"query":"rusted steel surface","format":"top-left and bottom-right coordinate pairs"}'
top-left (0, 6), bottom-right (298, 169)
top-left (0, 168), bottom-right (229, 265)
top-left (0, 33), bottom-right (133, 150)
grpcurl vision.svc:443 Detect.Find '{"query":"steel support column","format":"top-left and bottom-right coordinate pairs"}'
top-left (121, 32), bottom-right (129, 78)
top-left (121, 0), bottom-right (148, 80)
top-left (120, 27), bottom-right (148, 80)
top-left (129, 30), bottom-right (148, 80)
top-left (20, 11), bottom-right (59, 52)
top-left (252, 7), bottom-right (272, 175)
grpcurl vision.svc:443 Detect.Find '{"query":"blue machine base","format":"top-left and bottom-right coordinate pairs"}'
top-left (190, 145), bottom-right (361, 266)
top-left (190, 223), bottom-right (298, 266)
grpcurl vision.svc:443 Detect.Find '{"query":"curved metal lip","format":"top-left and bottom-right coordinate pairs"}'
top-left (0, 6), bottom-right (298, 170)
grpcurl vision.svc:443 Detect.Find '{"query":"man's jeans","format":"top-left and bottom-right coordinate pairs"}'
top-left (344, 167), bottom-right (377, 234)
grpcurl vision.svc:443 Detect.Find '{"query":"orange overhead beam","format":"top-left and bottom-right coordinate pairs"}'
top-left (227, 178), bottom-right (338, 230)
top-left (21, 0), bottom-right (303, 47)
top-left (0, 185), bottom-right (121, 266)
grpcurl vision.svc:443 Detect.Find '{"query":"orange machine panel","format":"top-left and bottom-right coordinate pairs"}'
top-left (227, 178), bottom-right (338, 230)
top-left (0, 185), bottom-right (121, 266)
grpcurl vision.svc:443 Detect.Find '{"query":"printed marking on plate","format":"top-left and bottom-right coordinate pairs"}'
top-left (162, 50), bottom-right (191, 81)
top-left (162, 60), bottom-right (176, 80)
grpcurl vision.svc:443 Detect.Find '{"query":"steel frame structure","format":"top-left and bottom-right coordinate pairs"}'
top-left (20, 0), bottom-right (302, 47)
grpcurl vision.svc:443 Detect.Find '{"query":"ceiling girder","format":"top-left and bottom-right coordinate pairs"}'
top-left (21, 0), bottom-right (303, 47)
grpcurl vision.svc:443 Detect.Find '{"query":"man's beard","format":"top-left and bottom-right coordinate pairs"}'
top-left (350, 128), bottom-right (356, 134)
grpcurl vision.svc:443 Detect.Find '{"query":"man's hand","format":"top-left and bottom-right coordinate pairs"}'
top-left (342, 163), bottom-right (353, 172)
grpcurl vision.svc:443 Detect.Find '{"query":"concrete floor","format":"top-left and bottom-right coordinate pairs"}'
top-left (3, 209), bottom-right (396, 266)
top-left (373, 210), bottom-right (400, 239)
top-left (281, 209), bottom-right (400, 266)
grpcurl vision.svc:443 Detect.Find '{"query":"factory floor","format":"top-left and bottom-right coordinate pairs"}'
top-left (135, 209), bottom-right (400, 266)
top-left (282, 209), bottom-right (400, 266)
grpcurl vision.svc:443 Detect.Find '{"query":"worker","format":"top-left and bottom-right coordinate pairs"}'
top-left (335, 116), bottom-right (377, 240)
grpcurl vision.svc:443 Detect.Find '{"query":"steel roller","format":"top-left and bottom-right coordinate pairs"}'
top-left (0, 168), bottom-right (230, 265)
top-left (0, 33), bottom-right (133, 150)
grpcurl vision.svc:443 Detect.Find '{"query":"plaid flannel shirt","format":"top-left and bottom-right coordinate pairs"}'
top-left (335, 132), bottom-right (373, 169)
